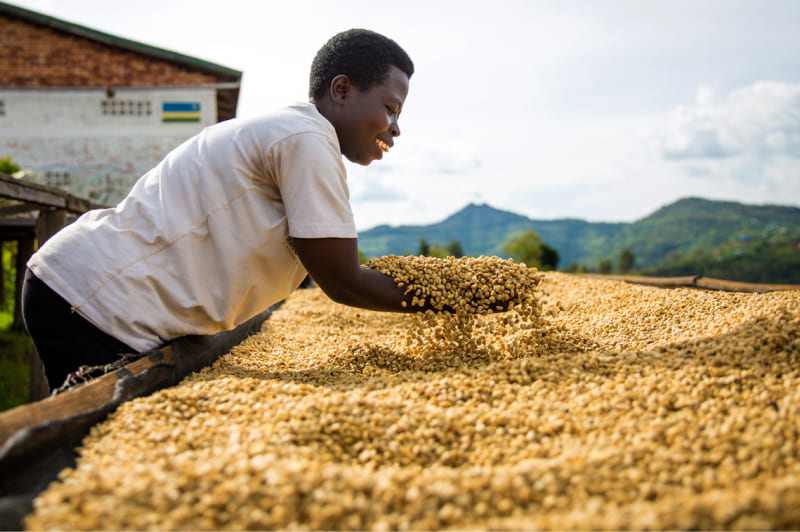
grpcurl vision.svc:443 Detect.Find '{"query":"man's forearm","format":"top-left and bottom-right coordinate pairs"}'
top-left (321, 266), bottom-right (416, 313)
top-left (289, 237), bottom-right (435, 314)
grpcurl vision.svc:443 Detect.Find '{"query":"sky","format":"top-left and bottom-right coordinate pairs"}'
top-left (9, 0), bottom-right (800, 231)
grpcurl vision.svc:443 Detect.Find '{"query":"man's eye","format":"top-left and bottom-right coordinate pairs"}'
top-left (386, 106), bottom-right (397, 115)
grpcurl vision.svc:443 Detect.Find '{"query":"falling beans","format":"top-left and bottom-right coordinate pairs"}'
top-left (365, 255), bottom-right (543, 314)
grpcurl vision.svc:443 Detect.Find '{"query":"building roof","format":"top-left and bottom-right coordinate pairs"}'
top-left (0, 2), bottom-right (242, 79)
top-left (0, 1), bottom-right (242, 120)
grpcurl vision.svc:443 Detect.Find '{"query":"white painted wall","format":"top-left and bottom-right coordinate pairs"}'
top-left (0, 86), bottom-right (218, 205)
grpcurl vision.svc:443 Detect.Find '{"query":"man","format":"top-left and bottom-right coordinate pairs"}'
top-left (23, 29), bottom-right (420, 390)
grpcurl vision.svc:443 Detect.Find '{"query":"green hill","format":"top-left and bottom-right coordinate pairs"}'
top-left (605, 197), bottom-right (800, 267)
top-left (359, 203), bottom-right (623, 265)
top-left (358, 197), bottom-right (800, 283)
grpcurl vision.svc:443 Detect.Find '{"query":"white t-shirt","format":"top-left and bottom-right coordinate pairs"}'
top-left (28, 103), bottom-right (357, 352)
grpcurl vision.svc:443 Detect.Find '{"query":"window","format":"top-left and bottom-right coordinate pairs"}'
top-left (101, 99), bottom-right (152, 117)
top-left (45, 170), bottom-right (71, 188)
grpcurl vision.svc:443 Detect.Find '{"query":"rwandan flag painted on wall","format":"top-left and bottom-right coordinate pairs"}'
top-left (162, 102), bottom-right (201, 122)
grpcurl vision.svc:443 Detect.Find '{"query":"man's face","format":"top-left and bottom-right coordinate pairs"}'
top-left (336, 66), bottom-right (410, 165)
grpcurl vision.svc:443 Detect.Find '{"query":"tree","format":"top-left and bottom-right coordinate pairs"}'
top-left (427, 243), bottom-right (447, 258)
top-left (417, 238), bottom-right (465, 259)
top-left (418, 237), bottom-right (430, 256)
top-left (446, 239), bottom-right (464, 258)
top-left (0, 156), bottom-right (20, 176)
top-left (503, 230), bottom-right (559, 270)
top-left (540, 243), bottom-right (560, 270)
top-left (563, 262), bottom-right (588, 273)
top-left (598, 257), bottom-right (613, 274)
top-left (617, 249), bottom-right (635, 274)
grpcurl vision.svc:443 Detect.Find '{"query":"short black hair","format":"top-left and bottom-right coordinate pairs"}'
top-left (309, 29), bottom-right (414, 101)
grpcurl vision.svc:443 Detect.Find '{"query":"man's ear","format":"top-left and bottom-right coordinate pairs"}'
top-left (330, 74), bottom-right (351, 105)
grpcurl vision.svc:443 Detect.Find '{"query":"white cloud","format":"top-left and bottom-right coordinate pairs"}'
top-left (653, 81), bottom-right (800, 161)
top-left (638, 81), bottom-right (800, 210)
top-left (9, 0), bottom-right (800, 228)
top-left (351, 178), bottom-right (405, 203)
top-left (370, 142), bottom-right (483, 177)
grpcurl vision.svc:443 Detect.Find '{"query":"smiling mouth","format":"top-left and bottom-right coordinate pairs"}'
top-left (375, 138), bottom-right (390, 152)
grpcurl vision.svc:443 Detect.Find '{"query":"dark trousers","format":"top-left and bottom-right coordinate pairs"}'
top-left (21, 269), bottom-right (136, 391)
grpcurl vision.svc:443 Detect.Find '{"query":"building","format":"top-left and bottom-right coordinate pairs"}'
top-left (0, 2), bottom-right (242, 204)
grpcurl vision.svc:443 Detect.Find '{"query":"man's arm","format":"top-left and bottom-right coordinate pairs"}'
top-left (290, 237), bottom-right (415, 312)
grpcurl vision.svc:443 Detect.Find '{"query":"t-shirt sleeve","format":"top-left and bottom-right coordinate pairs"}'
top-left (272, 131), bottom-right (357, 238)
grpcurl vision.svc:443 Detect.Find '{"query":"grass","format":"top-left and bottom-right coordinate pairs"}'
top-left (1, 242), bottom-right (35, 411)
top-left (0, 311), bottom-right (34, 411)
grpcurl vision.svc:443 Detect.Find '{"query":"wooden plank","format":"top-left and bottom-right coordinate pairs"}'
top-left (0, 174), bottom-right (67, 209)
top-left (64, 194), bottom-right (99, 214)
top-left (36, 209), bottom-right (67, 244)
top-left (0, 173), bottom-right (104, 214)
top-left (0, 217), bottom-right (37, 227)
top-left (696, 276), bottom-right (800, 293)
top-left (577, 273), bottom-right (700, 288)
top-left (576, 273), bottom-right (800, 293)
top-left (0, 217), bottom-right (37, 240)
top-left (0, 347), bottom-right (176, 460)
top-left (0, 203), bottom-right (40, 216)
top-left (0, 306), bottom-right (275, 466)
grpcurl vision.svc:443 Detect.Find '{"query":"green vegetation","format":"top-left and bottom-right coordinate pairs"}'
top-left (2, 243), bottom-right (12, 314)
top-left (0, 324), bottom-right (33, 411)
top-left (0, 243), bottom-right (34, 411)
top-left (0, 196), bottom-right (796, 410)
top-left (358, 198), bottom-right (800, 284)
top-left (601, 197), bottom-right (800, 269)
top-left (0, 164), bottom-right (37, 409)
top-left (502, 230), bottom-right (559, 270)
top-left (617, 249), bottom-right (635, 274)
top-left (562, 262), bottom-right (588, 274)
top-left (641, 236), bottom-right (800, 284)
top-left (417, 238), bottom-right (465, 258)
top-left (0, 155), bottom-right (21, 175)
top-left (359, 203), bottom-right (623, 264)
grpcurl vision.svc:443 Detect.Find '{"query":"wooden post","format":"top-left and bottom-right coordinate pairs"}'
top-left (23, 208), bottom-right (69, 401)
top-left (13, 238), bottom-right (34, 330)
top-left (13, 237), bottom-right (49, 402)
top-left (36, 208), bottom-right (68, 244)
top-left (25, 207), bottom-right (69, 329)
top-left (0, 177), bottom-right (106, 404)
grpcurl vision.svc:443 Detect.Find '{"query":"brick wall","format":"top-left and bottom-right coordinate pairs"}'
top-left (0, 14), bottom-right (218, 87)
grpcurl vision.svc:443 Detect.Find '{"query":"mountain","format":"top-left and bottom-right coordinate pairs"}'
top-left (359, 203), bottom-right (623, 266)
top-left (358, 198), bottom-right (800, 273)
